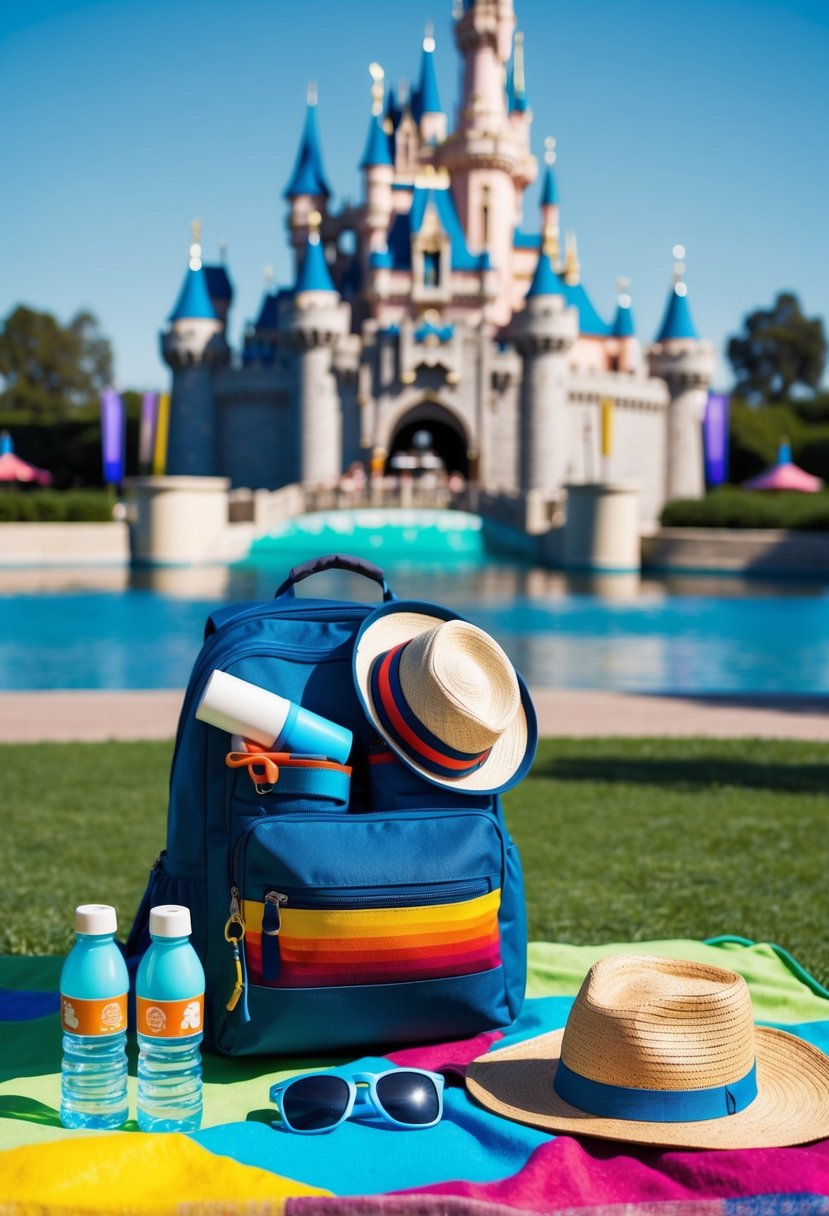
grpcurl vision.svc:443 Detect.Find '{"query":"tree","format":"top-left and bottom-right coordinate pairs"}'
top-left (727, 292), bottom-right (826, 404)
top-left (0, 305), bottom-right (114, 419)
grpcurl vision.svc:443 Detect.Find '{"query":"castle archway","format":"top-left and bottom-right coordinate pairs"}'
top-left (386, 401), bottom-right (470, 479)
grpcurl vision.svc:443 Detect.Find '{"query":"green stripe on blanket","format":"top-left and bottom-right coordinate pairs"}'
top-left (526, 938), bottom-right (829, 1023)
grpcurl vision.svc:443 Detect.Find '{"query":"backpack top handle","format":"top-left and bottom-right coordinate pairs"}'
top-left (274, 553), bottom-right (395, 602)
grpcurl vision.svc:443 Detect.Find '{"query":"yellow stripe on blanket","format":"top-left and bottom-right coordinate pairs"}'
top-left (0, 1131), bottom-right (330, 1214)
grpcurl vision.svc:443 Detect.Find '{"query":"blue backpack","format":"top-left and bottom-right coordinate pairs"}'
top-left (128, 554), bottom-right (527, 1056)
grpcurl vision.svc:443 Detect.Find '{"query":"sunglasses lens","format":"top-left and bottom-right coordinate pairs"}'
top-left (375, 1072), bottom-right (440, 1126)
top-left (282, 1075), bottom-right (350, 1131)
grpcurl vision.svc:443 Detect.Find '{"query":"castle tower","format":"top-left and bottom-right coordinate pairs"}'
top-left (648, 246), bottom-right (715, 502)
top-left (360, 66), bottom-right (394, 265)
top-left (512, 250), bottom-right (578, 498)
top-left (289, 214), bottom-right (350, 487)
top-left (161, 223), bottom-right (229, 476)
top-left (284, 87), bottom-right (332, 276)
top-left (441, 0), bottom-right (536, 325)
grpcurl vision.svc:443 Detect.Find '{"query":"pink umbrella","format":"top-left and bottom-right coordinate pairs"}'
top-left (0, 432), bottom-right (53, 486)
top-left (742, 440), bottom-right (823, 493)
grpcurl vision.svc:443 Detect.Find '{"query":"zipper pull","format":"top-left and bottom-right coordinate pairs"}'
top-left (224, 886), bottom-right (246, 1012)
top-left (262, 892), bottom-right (287, 984)
top-left (262, 890), bottom-right (288, 937)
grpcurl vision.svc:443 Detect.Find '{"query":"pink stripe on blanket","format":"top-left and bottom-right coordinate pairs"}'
top-left (395, 1135), bottom-right (829, 1212)
top-left (386, 1029), bottom-right (504, 1081)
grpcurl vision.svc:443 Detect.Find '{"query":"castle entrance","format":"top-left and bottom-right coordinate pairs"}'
top-left (386, 405), bottom-right (469, 481)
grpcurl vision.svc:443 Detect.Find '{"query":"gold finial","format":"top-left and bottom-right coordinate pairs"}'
top-left (264, 265), bottom-right (274, 287)
top-left (513, 31), bottom-right (525, 95)
top-left (672, 243), bottom-right (687, 295)
top-left (423, 20), bottom-right (435, 52)
top-left (219, 240), bottom-right (228, 264)
top-left (369, 62), bottom-right (385, 116)
top-left (616, 276), bottom-right (631, 307)
top-left (307, 80), bottom-right (318, 106)
top-left (189, 219), bottom-right (202, 270)
top-left (308, 209), bottom-right (322, 245)
top-left (564, 230), bottom-right (581, 285)
top-left (544, 135), bottom-right (556, 166)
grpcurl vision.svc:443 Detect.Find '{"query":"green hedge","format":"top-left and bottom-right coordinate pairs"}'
top-left (661, 487), bottom-right (829, 530)
top-left (0, 490), bottom-right (115, 522)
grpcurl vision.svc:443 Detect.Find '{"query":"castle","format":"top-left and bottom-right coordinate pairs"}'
top-left (160, 0), bottom-right (714, 531)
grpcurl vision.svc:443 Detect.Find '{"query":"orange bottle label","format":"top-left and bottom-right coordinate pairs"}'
top-left (61, 993), bottom-right (127, 1035)
top-left (136, 994), bottom-right (204, 1038)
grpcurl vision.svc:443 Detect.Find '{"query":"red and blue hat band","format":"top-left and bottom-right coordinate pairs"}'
top-left (370, 643), bottom-right (492, 779)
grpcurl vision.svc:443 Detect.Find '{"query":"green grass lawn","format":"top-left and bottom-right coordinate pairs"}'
top-left (4, 737), bottom-right (828, 984)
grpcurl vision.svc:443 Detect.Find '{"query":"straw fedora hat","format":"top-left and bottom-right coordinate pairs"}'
top-left (466, 954), bottom-right (829, 1149)
top-left (353, 600), bottom-right (537, 794)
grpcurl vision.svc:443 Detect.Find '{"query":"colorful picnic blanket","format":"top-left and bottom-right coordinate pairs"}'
top-left (2, 938), bottom-right (829, 1214)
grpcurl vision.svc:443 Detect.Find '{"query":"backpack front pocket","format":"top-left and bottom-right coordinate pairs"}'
top-left (244, 879), bottom-right (502, 988)
top-left (212, 807), bottom-right (519, 1054)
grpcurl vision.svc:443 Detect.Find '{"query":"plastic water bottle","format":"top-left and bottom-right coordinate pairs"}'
top-left (136, 904), bottom-right (205, 1132)
top-left (59, 903), bottom-right (129, 1130)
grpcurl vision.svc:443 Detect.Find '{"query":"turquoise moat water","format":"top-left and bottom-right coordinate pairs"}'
top-left (1, 515), bottom-right (827, 695)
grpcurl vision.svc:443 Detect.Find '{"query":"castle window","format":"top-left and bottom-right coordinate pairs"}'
top-left (423, 250), bottom-right (441, 288)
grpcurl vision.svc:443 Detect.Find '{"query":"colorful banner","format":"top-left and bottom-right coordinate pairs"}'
top-left (153, 392), bottom-right (171, 475)
top-left (703, 391), bottom-right (730, 486)
top-left (139, 391), bottom-right (159, 470)
top-left (100, 388), bottom-right (125, 485)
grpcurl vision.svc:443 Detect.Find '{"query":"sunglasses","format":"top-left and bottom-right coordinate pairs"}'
top-left (269, 1068), bottom-right (444, 1133)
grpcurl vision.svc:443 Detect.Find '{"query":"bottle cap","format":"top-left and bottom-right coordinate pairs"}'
top-left (149, 904), bottom-right (192, 938)
top-left (74, 904), bottom-right (118, 936)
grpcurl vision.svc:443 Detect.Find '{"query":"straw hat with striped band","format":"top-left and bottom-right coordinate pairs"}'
top-left (466, 954), bottom-right (829, 1149)
top-left (353, 600), bottom-right (537, 794)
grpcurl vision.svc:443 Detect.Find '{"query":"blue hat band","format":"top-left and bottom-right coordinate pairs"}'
top-left (553, 1058), bottom-right (758, 1123)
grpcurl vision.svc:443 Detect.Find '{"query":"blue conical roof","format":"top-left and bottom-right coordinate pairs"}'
top-left (540, 164), bottom-right (559, 207)
top-left (656, 285), bottom-right (699, 341)
top-left (611, 298), bottom-right (636, 338)
top-left (284, 102), bottom-right (332, 199)
top-left (168, 264), bottom-right (217, 322)
top-left (360, 113), bottom-right (393, 168)
top-left (295, 235), bottom-right (336, 294)
top-left (412, 40), bottom-right (443, 120)
top-left (527, 252), bottom-right (565, 298)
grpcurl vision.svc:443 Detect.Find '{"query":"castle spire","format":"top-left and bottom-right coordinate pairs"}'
top-left (168, 220), bottom-right (217, 321)
top-left (563, 230), bottom-right (581, 286)
top-left (655, 244), bottom-right (699, 341)
top-left (540, 136), bottom-right (560, 261)
top-left (526, 249), bottom-right (565, 298)
top-left (611, 277), bottom-right (636, 338)
top-left (508, 31), bottom-right (528, 113)
top-left (361, 63), bottom-right (393, 168)
top-left (413, 22), bottom-right (443, 119)
top-left (284, 86), bottom-right (332, 199)
top-left (295, 210), bottom-right (337, 295)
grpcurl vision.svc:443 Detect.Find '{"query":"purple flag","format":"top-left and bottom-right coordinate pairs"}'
top-left (100, 388), bottom-right (126, 485)
top-left (703, 391), bottom-right (729, 486)
top-left (139, 391), bottom-right (159, 470)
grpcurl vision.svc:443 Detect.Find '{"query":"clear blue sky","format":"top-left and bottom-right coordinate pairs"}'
top-left (1, 0), bottom-right (827, 393)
